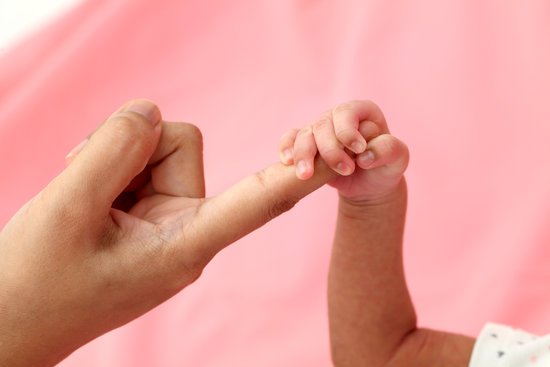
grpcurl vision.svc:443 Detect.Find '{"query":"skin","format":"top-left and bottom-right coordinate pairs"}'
top-left (0, 99), bottom-right (336, 366)
top-left (279, 100), bottom-right (476, 367)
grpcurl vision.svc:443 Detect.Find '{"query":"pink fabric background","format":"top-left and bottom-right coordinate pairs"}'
top-left (1, 1), bottom-right (550, 366)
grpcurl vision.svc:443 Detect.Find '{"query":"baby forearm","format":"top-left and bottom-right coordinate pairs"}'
top-left (328, 179), bottom-right (415, 366)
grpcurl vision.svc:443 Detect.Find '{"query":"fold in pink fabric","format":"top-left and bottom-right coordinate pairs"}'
top-left (1, 1), bottom-right (550, 366)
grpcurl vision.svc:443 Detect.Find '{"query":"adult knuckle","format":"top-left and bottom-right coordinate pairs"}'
top-left (172, 255), bottom-right (205, 287)
top-left (183, 122), bottom-right (202, 136)
top-left (168, 122), bottom-right (204, 153)
top-left (252, 169), bottom-right (299, 221)
top-left (36, 186), bottom-right (83, 229)
top-left (267, 196), bottom-right (299, 221)
top-left (253, 169), bottom-right (269, 191)
top-left (181, 122), bottom-right (203, 146)
top-left (152, 228), bottom-right (206, 289)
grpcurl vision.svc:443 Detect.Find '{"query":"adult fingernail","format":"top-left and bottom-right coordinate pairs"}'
top-left (351, 140), bottom-right (366, 154)
top-left (65, 139), bottom-right (88, 161)
top-left (335, 162), bottom-right (353, 176)
top-left (296, 160), bottom-right (308, 178)
top-left (358, 151), bottom-right (375, 167)
top-left (124, 100), bottom-right (161, 125)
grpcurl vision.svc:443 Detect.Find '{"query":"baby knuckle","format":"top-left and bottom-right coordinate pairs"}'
top-left (335, 128), bottom-right (355, 142)
top-left (318, 146), bottom-right (341, 159)
top-left (332, 101), bottom-right (354, 114)
top-left (354, 98), bottom-right (372, 105)
top-left (401, 142), bottom-right (410, 160)
top-left (279, 128), bottom-right (297, 145)
top-left (381, 135), bottom-right (398, 153)
top-left (297, 125), bottom-right (313, 137)
top-left (363, 99), bottom-right (380, 110)
top-left (313, 116), bottom-right (332, 132)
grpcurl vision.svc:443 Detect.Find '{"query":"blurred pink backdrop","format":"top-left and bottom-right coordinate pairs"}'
top-left (1, 1), bottom-right (550, 366)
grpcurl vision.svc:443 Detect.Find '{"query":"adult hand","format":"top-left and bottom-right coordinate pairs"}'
top-left (0, 99), bottom-right (334, 367)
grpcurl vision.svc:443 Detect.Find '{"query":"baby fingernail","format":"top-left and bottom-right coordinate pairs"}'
top-left (358, 151), bottom-right (375, 167)
top-left (296, 160), bottom-right (308, 178)
top-left (336, 162), bottom-right (352, 176)
top-left (283, 148), bottom-right (293, 163)
top-left (65, 139), bottom-right (88, 161)
top-left (351, 140), bottom-right (366, 153)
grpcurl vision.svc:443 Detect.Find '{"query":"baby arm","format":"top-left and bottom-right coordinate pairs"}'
top-left (280, 100), bottom-right (475, 366)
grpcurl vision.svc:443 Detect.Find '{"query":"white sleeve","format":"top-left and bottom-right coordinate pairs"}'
top-left (469, 323), bottom-right (550, 367)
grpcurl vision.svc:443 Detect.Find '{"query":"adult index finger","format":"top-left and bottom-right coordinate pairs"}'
top-left (181, 158), bottom-right (336, 267)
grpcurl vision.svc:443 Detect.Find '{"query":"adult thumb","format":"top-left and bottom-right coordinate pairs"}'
top-left (55, 99), bottom-right (162, 217)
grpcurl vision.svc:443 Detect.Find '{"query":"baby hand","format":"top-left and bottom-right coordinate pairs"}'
top-left (279, 100), bottom-right (409, 203)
